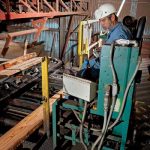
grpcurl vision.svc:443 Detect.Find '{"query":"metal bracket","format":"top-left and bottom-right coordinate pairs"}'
top-left (32, 17), bottom-right (48, 43)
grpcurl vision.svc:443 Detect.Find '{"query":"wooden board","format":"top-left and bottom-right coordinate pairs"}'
top-left (0, 28), bottom-right (50, 40)
top-left (0, 57), bottom-right (42, 77)
top-left (0, 52), bottom-right (37, 71)
top-left (0, 90), bottom-right (63, 150)
top-left (0, 40), bottom-right (45, 59)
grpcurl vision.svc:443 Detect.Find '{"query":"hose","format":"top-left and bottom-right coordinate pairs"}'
top-left (80, 101), bottom-right (88, 150)
top-left (91, 85), bottom-right (111, 150)
top-left (108, 56), bottom-right (141, 130)
top-left (98, 56), bottom-right (141, 149)
top-left (98, 96), bottom-right (116, 149)
top-left (92, 43), bottom-right (118, 150)
top-left (91, 111), bottom-right (108, 150)
top-left (72, 109), bottom-right (101, 132)
top-left (110, 43), bottom-right (117, 84)
top-left (97, 130), bottom-right (105, 149)
top-left (97, 43), bottom-right (118, 149)
top-left (98, 46), bottom-right (142, 149)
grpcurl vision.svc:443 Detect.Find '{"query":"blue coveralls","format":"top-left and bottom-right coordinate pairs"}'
top-left (80, 22), bottom-right (132, 80)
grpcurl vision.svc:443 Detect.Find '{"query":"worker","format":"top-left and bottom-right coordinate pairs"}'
top-left (79, 3), bottom-right (132, 80)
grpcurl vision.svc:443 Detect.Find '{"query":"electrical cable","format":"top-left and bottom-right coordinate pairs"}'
top-left (91, 111), bottom-right (108, 150)
top-left (98, 96), bottom-right (116, 149)
top-left (72, 109), bottom-right (101, 132)
top-left (91, 85), bottom-right (111, 150)
top-left (108, 56), bottom-right (141, 130)
top-left (91, 43), bottom-right (117, 150)
top-left (80, 101), bottom-right (88, 150)
top-left (98, 56), bottom-right (141, 149)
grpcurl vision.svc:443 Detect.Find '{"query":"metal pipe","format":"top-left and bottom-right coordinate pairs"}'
top-left (7, 108), bottom-right (30, 116)
top-left (0, 117), bottom-right (18, 127)
top-left (8, 105), bottom-right (31, 114)
top-left (117, 0), bottom-right (126, 17)
top-left (19, 96), bottom-right (41, 104)
top-left (9, 99), bottom-right (40, 110)
top-left (23, 92), bottom-right (42, 100)
top-left (6, 111), bottom-right (26, 119)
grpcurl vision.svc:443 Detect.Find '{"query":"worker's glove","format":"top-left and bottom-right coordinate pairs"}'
top-left (77, 59), bottom-right (89, 78)
top-left (93, 39), bottom-right (102, 58)
top-left (81, 59), bottom-right (89, 69)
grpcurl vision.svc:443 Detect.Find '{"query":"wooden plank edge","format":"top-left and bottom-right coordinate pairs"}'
top-left (0, 90), bottom-right (63, 150)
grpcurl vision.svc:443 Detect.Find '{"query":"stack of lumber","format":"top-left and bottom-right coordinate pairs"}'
top-left (0, 52), bottom-right (42, 78)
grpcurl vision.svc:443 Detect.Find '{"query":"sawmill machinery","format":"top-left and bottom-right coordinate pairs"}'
top-left (0, 53), bottom-right (63, 148)
top-left (52, 15), bottom-right (146, 150)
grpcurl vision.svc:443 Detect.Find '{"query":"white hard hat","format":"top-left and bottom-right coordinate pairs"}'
top-left (94, 3), bottom-right (116, 20)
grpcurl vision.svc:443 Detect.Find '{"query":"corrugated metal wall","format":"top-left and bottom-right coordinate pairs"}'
top-left (14, 0), bottom-right (150, 61)
top-left (62, 16), bottom-right (85, 62)
top-left (14, 18), bottom-right (60, 58)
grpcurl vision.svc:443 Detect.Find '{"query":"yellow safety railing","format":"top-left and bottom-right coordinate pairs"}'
top-left (78, 20), bottom-right (99, 68)
top-left (41, 56), bottom-right (50, 138)
top-left (78, 22), bottom-right (83, 68)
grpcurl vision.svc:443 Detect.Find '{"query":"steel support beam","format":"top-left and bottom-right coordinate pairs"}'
top-left (31, 17), bottom-right (48, 42)
top-left (61, 16), bottom-right (74, 60)
top-left (59, 17), bottom-right (65, 59)
top-left (0, 0), bottom-right (89, 20)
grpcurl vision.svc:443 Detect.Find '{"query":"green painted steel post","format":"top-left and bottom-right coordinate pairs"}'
top-left (52, 101), bottom-right (58, 149)
top-left (84, 128), bottom-right (89, 146)
top-left (72, 125), bottom-right (76, 145)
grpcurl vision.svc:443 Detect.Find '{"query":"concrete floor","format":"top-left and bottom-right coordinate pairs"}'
top-left (134, 58), bottom-right (150, 148)
top-left (39, 138), bottom-right (53, 150)
top-left (39, 139), bottom-right (87, 150)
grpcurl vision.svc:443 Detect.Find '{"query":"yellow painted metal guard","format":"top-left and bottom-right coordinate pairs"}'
top-left (78, 22), bottom-right (83, 68)
top-left (85, 39), bottom-right (89, 58)
top-left (78, 22), bottom-right (91, 67)
top-left (41, 56), bottom-right (50, 137)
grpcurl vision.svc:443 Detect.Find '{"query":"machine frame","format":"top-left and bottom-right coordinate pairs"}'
top-left (52, 45), bottom-right (140, 150)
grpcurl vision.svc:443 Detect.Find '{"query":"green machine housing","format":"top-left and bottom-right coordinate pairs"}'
top-left (52, 44), bottom-right (140, 150)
